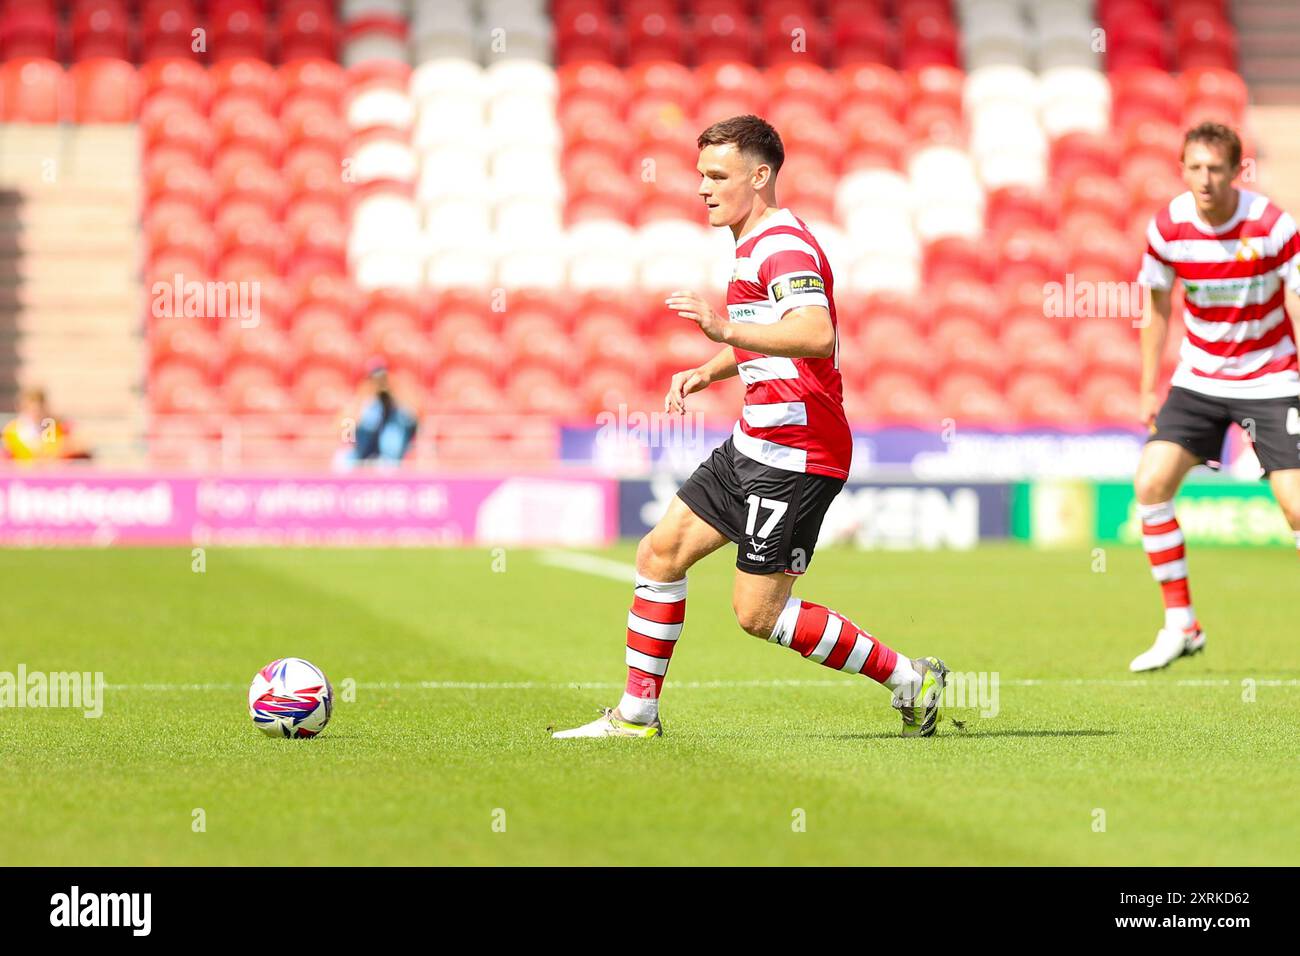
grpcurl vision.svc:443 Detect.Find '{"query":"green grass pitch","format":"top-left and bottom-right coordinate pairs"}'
top-left (0, 542), bottom-right (1297, 866)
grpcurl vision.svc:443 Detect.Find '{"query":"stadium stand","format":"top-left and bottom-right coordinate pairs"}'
top-left (0, 0), bottom-right (1285, 467)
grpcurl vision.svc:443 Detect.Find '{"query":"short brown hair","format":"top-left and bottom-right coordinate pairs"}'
top-left (1182, 121), bottom-right (1242, 168)
top-left (697, 114), bottom-right (784, 175)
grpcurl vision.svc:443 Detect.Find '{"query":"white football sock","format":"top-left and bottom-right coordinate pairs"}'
top-left (1165, 606), bottom-right (1196, 632)
top-left (884, 656), bottom-right (922, 696)
top-left (618, 692), bottom-right (657, 724)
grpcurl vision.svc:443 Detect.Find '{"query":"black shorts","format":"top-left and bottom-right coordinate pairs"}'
top-left (1150, 385), bottom-right (1300, 476)
top-left (676, 437), bottom-right (845, 575)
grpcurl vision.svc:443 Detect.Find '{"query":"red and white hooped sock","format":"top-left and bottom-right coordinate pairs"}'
top-left (769, 597), bottom-right (920, 694)
top-left (619, 575), bottom-right (686, 723)
top-left (1138, 500), bottom-right (1196, 631)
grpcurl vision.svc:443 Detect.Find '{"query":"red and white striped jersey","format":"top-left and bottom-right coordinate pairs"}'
top-left (726, 208), bottom-right (851, 479)
top-left (1139, 189), bottom-right (1300, 399)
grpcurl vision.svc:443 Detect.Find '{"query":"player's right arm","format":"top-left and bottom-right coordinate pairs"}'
top-left (665, 345), bottom-right (737, 414)
top-left (1138, 286), bottom-right (1173, 429)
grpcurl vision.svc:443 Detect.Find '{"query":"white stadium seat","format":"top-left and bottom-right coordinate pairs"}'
top-left (565, 220), bottom-right (639, 290)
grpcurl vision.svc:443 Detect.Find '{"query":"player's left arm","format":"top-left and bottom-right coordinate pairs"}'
top-left (665, 291), bottom-right (834, 358)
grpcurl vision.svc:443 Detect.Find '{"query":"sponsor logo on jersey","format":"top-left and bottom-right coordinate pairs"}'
top-left (771, 274), bottom-right (825, 301)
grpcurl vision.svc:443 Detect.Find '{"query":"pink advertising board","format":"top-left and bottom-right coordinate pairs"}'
top-left (0, 473), bottom-right (618, 547)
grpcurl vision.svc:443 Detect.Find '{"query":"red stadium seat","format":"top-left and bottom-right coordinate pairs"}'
top-left (899, 8), bottom-right (959, 69)
top-left (559, 59), bottom-right (630, 113)
top-left (761, 6), bottom-right (824, 67)
top-left (1179, 67), bottom-right (1247, 116)
top-left (280, 58), bottom-right (347, 108)
top-left (222, 322), bottom-right (294, 377)
top-left (924, 236), bottom-right (991, 284)
top-left (139, 57), bottom-right (210, 111)
top-left (0, 7), bottom-right (58, 60)
top-left (932, 317), bottom-right (1003, 386)
top-left (1051, 130), bottom-right (1119, 182)
top-left (986, 185), bottom-right (1052, 236)
top-left (627, 60), bottom-right (697, 110)
top-left (210, 57), bottom-right (282, 112)
top-left (150, 317), bottom-right (221, 373)
top-left (279, 0), bottom-right (339, 63)
top-left (292, 364), bottom-right (353, 414)
top-left (70, 1), bottom-right (130, 61)
top-left (221, 363), bottom-right (291, 415)
top-left (145, 215), bottom-right (215, 270)
top-left (692, 10), bottom-right (755, 65)
top-left (211, 88), bottom-right (283, 145)
top-left (856, 371), bottom-right (940, 426)
top-left (934, 373), bottom-right (1014, 427)
top-left (281, 95), bottom-right (349, 155)
top-left (838, 63), bottom-right (905, 117)
top-left (579, 367), bottom-right (655, 418)
top-left (1059, 173), bottom-right (1129, 226)
top-left (210, 0), bottom-right (269, 61)
top-left (430, 366), bottom-right (503, 413)
top-left (151, 360), bottom-right (218, 414)
top-left (68, 58), bottom-right (140, 122)
top-left (1105, 17), bottom-right (1169, 72)
top-left (833, 12), bottom-right (895, 68)
top-left (140, 0), bottom-right (201, 61)
top-left (503, 313), bottom-right (571, 375)
top-left (1079, 373), bottom-right (1140, 427)
top-left (140, 95), bottom-right (212, 162)
top-left (996, 228), bottom-right (1062, 280)
top-left (1174, 12), bottom-right (1236, 71)
top-left (507, 366), bottom-right (581, 417)
top-left (1109, 67), bottom-right (1181, 126)
top-left (767, 62), bottom-right (839, 114)
top-left (146, 163), bottom-right (216, 216)
top-left (291, 308), bottom-right (359, 376)
top-left (555, 6), bottom-right (619, 65)
top-left (0, 57), bottom-right (63, 122)
top-left (430, 319), bottom-right (500, 379)
top-left (1006, 372), bottom-right (1081, 427)
top-left (361, 321), bottom-right (436, 382)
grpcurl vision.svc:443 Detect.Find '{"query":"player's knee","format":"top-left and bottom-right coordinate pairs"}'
top-left (637, 528), bottom-right (679, 579)
top-left (1134, 471), bottom-right (1174, 505)
top-left (733, 600), bottom-right (776, 640)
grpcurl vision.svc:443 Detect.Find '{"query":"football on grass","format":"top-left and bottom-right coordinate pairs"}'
top-left (248, 658), bottom-right (333, 738)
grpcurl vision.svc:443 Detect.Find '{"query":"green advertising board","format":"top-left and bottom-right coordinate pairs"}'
top-left (1097, 479), bottom-right (1292, 546)
top-left (1012, 478), bottom-right (1293, 547)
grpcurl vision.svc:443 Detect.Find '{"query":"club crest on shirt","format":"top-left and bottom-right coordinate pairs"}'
top-left (1234, 241), bottom-right (1261, 261)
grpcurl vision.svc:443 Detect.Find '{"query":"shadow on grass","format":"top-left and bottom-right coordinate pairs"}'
top-left (821, 729), bottom-right (1117, 741)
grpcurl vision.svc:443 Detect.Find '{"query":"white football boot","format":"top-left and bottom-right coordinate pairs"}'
top-left (1129, 625), bottom-right (1206, 672)
top-left (550, 707), bottom-right (663, 739)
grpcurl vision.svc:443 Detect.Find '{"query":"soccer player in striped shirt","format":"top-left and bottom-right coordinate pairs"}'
top-left (1130, 122), bottom-right (1300, 671)
top-left (553, 115), bottom-right (948, 738)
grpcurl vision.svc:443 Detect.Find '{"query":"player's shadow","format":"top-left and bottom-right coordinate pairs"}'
top-left (822, 729), bottom-right (1116, 740)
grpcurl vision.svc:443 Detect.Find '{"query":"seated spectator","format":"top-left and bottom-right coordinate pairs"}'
top-left (332, 363), bottom-right (418, 470)
top-left (1, 388), bottom-right (89, 462)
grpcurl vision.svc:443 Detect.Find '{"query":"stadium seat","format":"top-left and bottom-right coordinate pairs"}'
top-left (0, 57), bottom-right (63, 122)
top-left (68, 57), bottom-right (140, 122)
